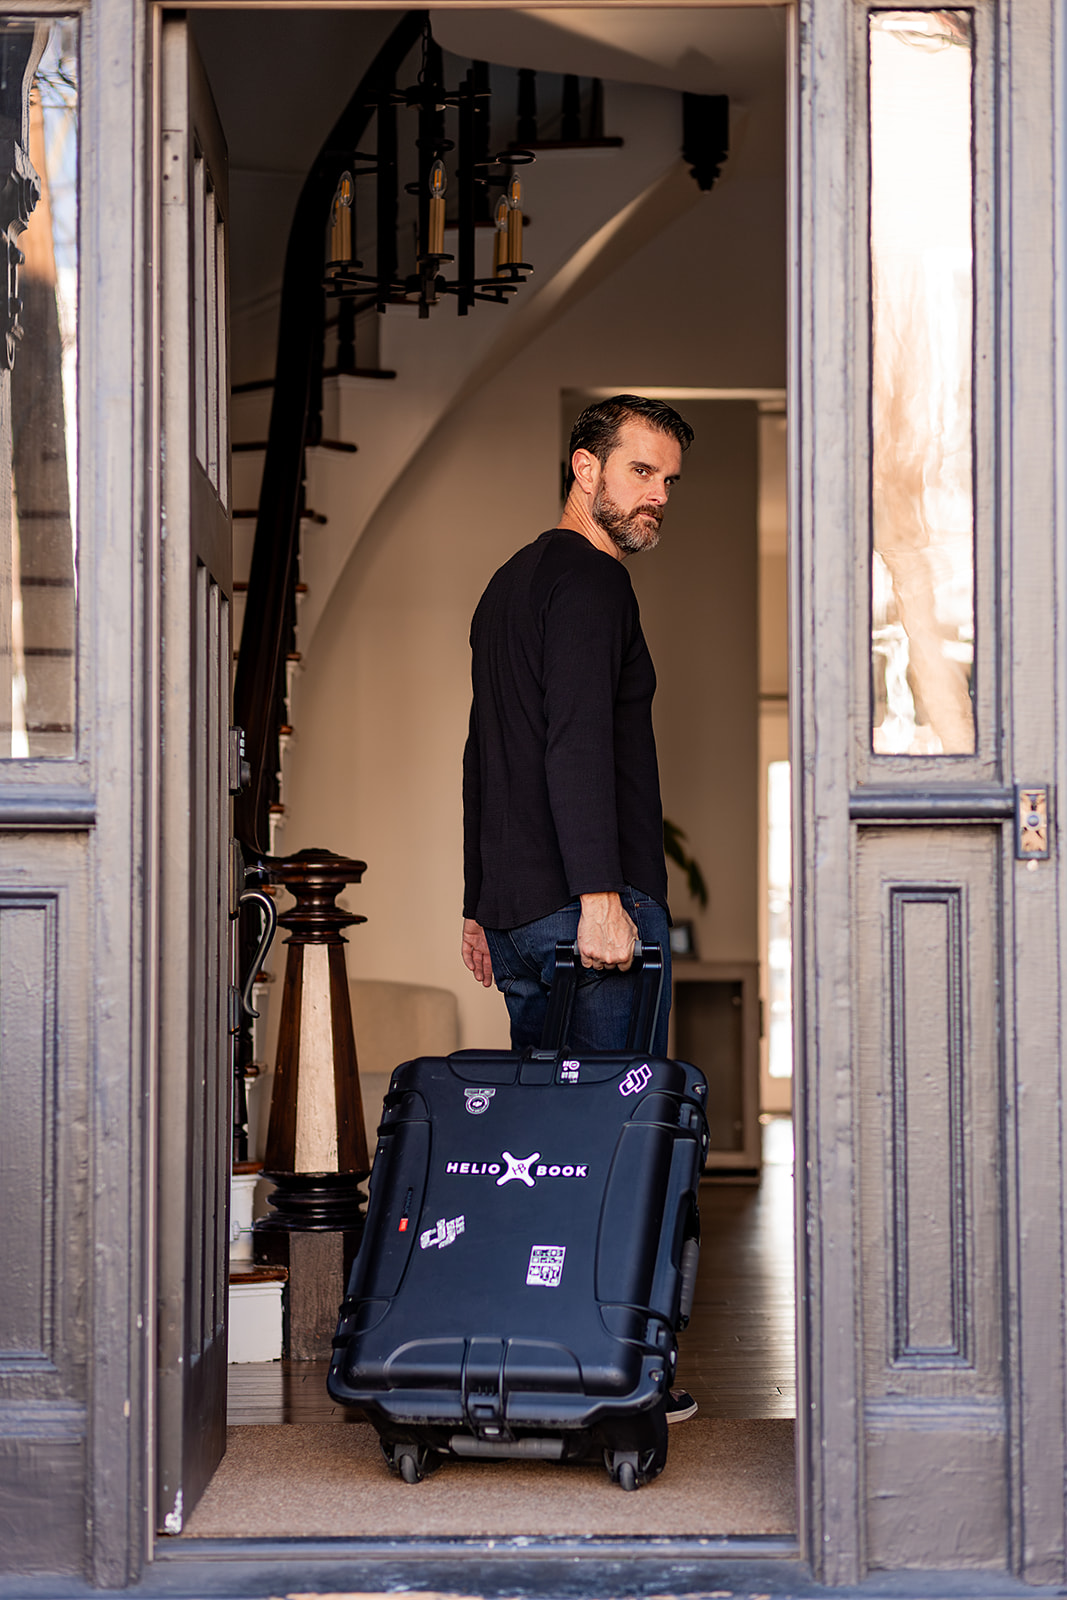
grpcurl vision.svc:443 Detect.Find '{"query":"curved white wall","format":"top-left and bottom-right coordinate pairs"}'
top-left (284, 168), bottom-right (784, 1047)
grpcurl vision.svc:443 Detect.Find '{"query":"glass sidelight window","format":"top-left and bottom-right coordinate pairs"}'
top-left (869, 10), bottom-right (975, 756)
top-left (0, 19), bottom-right (78, 758)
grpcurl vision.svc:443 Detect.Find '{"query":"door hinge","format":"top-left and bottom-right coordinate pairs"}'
top-left (161, 130), bottom-right (185, 205)
top-left (229, 725), bottom-right (250, 795)
top-left (1015, 784), bottom-right (1051, 859)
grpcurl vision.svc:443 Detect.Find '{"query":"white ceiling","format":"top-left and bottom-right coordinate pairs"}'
top-left (433, 7), bottom-right (788, 100)
top-left (195, 7), bottom-right (787, 174)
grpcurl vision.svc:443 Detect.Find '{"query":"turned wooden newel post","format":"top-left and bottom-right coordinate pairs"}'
top-left (259, 846), bottom-right (370, 1224)
top-left (254, 847), bottom-right (370, 1356)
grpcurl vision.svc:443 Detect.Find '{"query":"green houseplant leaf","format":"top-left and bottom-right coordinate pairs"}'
top-left (663, 818), bottom-right (708, 910)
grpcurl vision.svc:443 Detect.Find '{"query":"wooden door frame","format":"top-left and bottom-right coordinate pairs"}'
top-left (132, 0), bottom-right (1066, 1589)
top-left (145, 0), bottom-right (236, 1544)
top-left (794, 0), bottom-right (1067, 1584)
top-left (139, 0), bottom-right (812, 1576)
top-left (0, 0), bottom-right (160, 1584)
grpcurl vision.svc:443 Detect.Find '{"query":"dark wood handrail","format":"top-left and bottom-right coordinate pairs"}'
top-left (233, 10), bottom-right (428, 856)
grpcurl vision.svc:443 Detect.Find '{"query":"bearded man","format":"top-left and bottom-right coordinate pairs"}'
top-left (461, 394), bottom-right (694, 1058)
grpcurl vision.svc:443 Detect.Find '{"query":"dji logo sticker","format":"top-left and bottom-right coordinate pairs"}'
top-left (420, 1215), bottom-right (465, 1251)
top-left (497, 1150), bottom-right (539, 1187)
top-left (464, 1087), bottom-right (496, 1115)
top-left (560, 1059), bottom-right (580, 1083)
top-left (619, 1063), bottom-right (653, 1097)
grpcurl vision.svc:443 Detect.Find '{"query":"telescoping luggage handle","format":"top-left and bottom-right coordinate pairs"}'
top-left (538, 940), bottom-right (665, 1056)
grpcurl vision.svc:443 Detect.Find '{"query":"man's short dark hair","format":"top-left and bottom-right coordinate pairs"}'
top-left (565, 395), bottom-right (695, 494)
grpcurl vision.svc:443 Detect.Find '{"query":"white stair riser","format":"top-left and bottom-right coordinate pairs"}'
top-left (228, 1281), bottom-right (283, 1363)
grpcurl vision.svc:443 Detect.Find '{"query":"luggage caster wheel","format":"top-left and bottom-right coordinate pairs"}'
top-left (382, 1439), bottom-right (439, 1483)
top-left (606, 1449), bottom-right (641, 1490)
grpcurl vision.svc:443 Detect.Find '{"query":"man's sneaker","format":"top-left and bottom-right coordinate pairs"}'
top-left (665, 1388), bottom-right (697, 1424)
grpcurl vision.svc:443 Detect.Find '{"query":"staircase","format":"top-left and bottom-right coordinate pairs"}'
top-left (230, 371), bottom-right (380, 858)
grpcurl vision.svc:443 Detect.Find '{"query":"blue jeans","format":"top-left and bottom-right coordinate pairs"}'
top-left (485, 887), bottom-right (671, 1057)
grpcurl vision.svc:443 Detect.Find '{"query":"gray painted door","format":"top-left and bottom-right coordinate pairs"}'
top-left (796, 0), bottom-right (1065, 1581)
top-left (154, 17), bottom-right (233, 1535)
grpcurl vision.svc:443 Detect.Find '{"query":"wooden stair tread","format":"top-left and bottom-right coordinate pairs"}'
top-left (229, 1265), bottom-right (289, 1286)
top-left (233, 439), bottom-right (358, 455)
top-left (232, 509), bottom-right (327, 524)
top-left (321, 363), bottom-right (397, 380)
top-left (230, 376), bottom-right (275, 395)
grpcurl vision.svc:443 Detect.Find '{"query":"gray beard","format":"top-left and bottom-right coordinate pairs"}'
top-left (593, 486), bottom-right (663, 554)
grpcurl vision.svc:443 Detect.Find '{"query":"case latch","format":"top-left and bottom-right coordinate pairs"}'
top-left (462, 1337), bottom-right (508, 1438)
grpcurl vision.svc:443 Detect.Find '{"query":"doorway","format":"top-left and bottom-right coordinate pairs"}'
top-left (157, 0), bottom-right (798, 1552)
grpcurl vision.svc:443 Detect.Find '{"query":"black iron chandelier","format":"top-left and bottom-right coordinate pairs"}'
top-left (325, 24), bottom-right (535, 320)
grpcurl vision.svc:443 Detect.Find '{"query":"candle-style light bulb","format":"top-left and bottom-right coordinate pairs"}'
top-left (493, 194), bottom-right (510, 276)
top-left (427, 158), bottom-right (447, 256)
top-left (328, 171), bottom-right (354, 273)
top-left (506, 172), bottom-right (524, 268)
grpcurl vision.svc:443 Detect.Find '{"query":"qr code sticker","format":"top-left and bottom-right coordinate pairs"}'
top-left (526, 1245), bottom-right (566, 1288)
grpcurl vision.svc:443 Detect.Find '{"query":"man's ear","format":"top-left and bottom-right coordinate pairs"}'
top-left (571, 448), bottom-right (600, 496)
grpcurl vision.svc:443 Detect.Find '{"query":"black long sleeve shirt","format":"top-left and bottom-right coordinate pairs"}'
top-left (463, 528), bottom-right (668, 930)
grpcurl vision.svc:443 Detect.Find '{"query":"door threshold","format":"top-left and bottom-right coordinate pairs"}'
top-left (4, 1550), bottom-right (1065, 1600)
top-left (149, 1538), bottom-right (807, 1600)
top-left (134, 1544), bottom-right (1067, 1600)
top-left (135, 1544), bottom-right (1067, 1600)
top-left (156, 1531), bottom-right (801, 1562)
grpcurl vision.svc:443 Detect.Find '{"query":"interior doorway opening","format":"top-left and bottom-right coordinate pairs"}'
top-left (161, 0), bottom-right (797, 1548)
top-left (758, 404), bottom-right (791, 1118)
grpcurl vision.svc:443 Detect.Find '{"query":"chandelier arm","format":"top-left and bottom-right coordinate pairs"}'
top-left (376, 94), bottom-right (399, 314)
top-left (457, 71), bottom-right (475, 315)
top-left (328, 36), bottom-right (535, 321)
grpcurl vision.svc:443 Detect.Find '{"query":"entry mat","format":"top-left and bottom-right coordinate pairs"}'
top-left (182, 1420), bottom-right (795, 1538)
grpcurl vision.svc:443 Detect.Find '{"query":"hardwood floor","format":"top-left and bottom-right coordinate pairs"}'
top-left (227, 1118), bottom-right (796, 1425)
top-left (676, 1118), bottom-right (795, 1418)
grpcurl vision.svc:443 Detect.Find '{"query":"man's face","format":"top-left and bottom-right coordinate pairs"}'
top-left (591, 421), bottom-right (683, 556)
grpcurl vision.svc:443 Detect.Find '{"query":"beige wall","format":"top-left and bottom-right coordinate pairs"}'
top-left (284, 169), bottom-right (780, 1049)
top-left (759, 411), bottom-right (790, 699)
top-left (630, 399), bottom-right (760, 964)
top-left (560, 391), bottom-right (760, 963)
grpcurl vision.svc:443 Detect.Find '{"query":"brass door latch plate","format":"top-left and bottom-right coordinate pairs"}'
top-left (1015, 785), bottom-right (1050, 859)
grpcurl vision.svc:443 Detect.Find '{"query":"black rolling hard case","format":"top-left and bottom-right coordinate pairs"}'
top-left (328, 943), bottom-right (709, 1490)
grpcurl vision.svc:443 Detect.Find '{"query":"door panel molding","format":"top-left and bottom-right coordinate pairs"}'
top-left (857, 829), bottom-right (1005, 1569)
top-left (886, 885), bottom-right (969, 1368)
top-left (0, 835), bottom-right (89, 1574)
